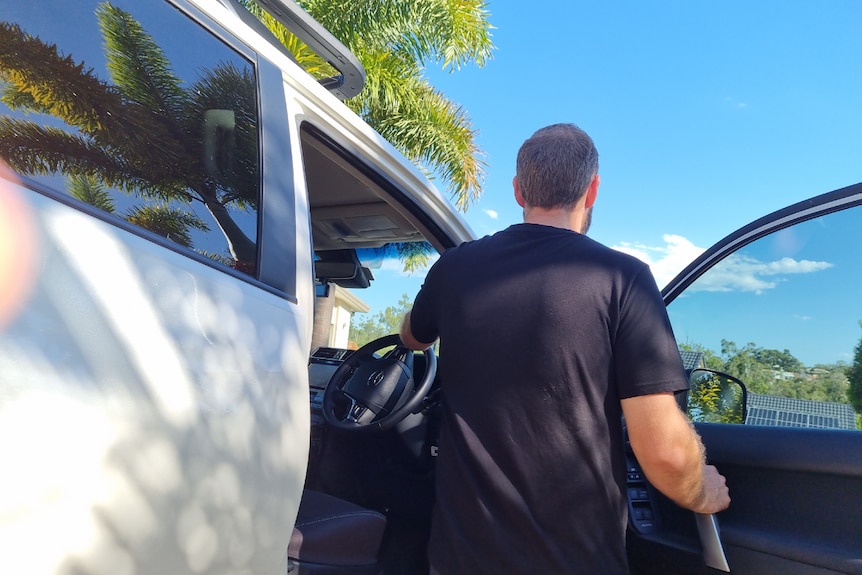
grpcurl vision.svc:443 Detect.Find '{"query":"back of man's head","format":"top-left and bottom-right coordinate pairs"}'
top-left (515, 123), bottom-right (599, 210)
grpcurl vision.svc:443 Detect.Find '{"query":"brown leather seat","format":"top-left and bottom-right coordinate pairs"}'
top-left (288, 490), bottom-right (387, 574)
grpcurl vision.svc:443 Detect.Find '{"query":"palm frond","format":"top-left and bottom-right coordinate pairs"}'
top-left (196, 250), bottom-right (236, 267)
top-left (345, 45), bottom-right (418, 117)
top-left (435, 0), bottom-right (495, 70)
top-left (393, 241), bottom-right (434, 272)
top-left (1, 82), bottom-right (48, 114)
top-left (97, 2), bottom-right (184, 118)
top-left (300, 0), bottom-right (493, 71)
top-left (237, 0), bottom-right (336, 78)
top-left (124, 204), bottom-right (209, 247)
top-left (362, 69), bottom-right (485, 210)
top-left (68, 173), bottom-right (115, 213)
top-left (0, 116), bottom-right (118, 178)
top-left (95, 2), bottom-right (197, 166)
top-left (0, 21), bottom-right (125, 135)
top-left (240, 0), bottom-right (493, 209)
top-left (0, 116), bottom-right (190, 201)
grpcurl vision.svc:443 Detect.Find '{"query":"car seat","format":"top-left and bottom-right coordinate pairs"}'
top-left (288, 490), bottom-right (387, 574)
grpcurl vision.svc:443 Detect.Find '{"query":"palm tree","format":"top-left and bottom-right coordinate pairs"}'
top-left (241, 0), bottom-right (494, 211)
top-left (0, 3), bottom-right (258, 266)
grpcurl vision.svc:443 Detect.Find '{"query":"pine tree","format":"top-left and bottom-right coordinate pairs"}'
top-left (846, 321), bottom-right (862, 414)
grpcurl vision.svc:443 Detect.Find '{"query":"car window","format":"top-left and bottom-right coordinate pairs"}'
top-left (667, 203), bottom-right (862, 430)
top-left (0, 0), bottom-right (260, 275)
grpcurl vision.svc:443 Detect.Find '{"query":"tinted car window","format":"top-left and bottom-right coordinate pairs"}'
top-left (667, 204), bottom-right (862, 430)
top-left (0, 0), bottom-right (260, 275)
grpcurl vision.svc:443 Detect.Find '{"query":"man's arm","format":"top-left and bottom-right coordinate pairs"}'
top-left (621, 392), bottom-right (730, 514)
top-left (399, 310), bottom-right (436, 351)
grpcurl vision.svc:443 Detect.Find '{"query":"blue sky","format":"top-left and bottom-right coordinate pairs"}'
top-left (369, 0), bottom-right (862, 280)
top-left (3, 1), bottom-right (860, 362)
top-left (428, 1), bottom-right (861, 266)
top-left (360, 1), bottom-right (862, 364)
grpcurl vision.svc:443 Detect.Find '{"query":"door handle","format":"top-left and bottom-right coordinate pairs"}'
top-left (695, 513), bottom-right (730, 572)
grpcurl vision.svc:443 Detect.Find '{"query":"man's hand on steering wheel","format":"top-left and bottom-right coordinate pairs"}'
top-left (321, 334), bottom-right (437, 432)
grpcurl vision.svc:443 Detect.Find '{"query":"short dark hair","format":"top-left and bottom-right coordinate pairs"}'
top-left (515, 123), bottom-right (599, 210)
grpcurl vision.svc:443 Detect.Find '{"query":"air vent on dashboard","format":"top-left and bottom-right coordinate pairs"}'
top-left (310, 347), bottom-right (354, 361)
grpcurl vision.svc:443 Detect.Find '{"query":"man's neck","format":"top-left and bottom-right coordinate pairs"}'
top-left (523, 206), bottom-right (586, 234)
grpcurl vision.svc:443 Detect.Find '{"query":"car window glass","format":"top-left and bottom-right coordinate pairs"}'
top-left (0, 0), bottom-right (260, 275)
top-left (668, 204), bottom-right (862, 430)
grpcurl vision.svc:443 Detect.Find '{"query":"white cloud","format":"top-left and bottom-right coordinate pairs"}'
top-left (612, 236), bottom-right (833, 294)
top-left (372, 234), bottom-right (832, 298)
top-left (725, 96), bottom-right (748, 109)
top-left (612, 234), bottom-right (704, 288)
top-left (760, 257), bottom-right (833, 276)
top-left (689, 253), bottom-right (832, 294)
top-left (483, 209), bottom-right (499, 220)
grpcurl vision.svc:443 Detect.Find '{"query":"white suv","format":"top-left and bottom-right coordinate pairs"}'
top-left (5, 2), bottom-right (861, 575)
top-left (0, 1), bottom-right (471, 573)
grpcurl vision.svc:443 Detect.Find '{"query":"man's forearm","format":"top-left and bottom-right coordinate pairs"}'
top-left (622, 394), bottom-right (730, 514)
top-left (636, 418), bottom-right (706, 510)
top-left (639, 431), bottom-right (729, 514)
top-left (399, 311), bottom-right (435, 350)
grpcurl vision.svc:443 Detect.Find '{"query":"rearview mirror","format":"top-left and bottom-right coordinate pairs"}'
top-left (687, 369), bottom-right (747, 424)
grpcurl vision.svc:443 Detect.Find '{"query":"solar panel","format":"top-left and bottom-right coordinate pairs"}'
top-left (676, 349), bottom-right (857, 431)
top-left (746, 394), bottom-right (856, 430)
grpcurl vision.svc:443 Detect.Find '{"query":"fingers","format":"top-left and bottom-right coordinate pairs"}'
top-left (695, 465), bottom-right (731, 514)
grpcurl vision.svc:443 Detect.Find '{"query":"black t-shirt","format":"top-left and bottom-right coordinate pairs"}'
top-left (410, 224), bottom-right (688, 575)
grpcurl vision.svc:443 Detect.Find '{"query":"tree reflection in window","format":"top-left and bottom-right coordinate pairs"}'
top-left (0, 1), bottom-right (259, 274)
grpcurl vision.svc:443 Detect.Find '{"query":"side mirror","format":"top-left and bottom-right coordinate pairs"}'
top-left (686, 369), bottom-right (748, 424)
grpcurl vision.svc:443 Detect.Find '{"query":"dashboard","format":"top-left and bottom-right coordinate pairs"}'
top-left (307, 347), bottom-right (357, 463)
top-left (308, 346), bottom-right (356, 407)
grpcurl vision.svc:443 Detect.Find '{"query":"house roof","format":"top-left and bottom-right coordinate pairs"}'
top-left (679, 350), bottom-right (705, 371)
top-left (333, 284), bottom-right (370, 313)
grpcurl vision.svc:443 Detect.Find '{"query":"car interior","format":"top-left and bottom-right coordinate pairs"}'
top-left (293, 123), bottom-right (449, 574)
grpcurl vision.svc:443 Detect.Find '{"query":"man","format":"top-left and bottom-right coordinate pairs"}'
top-left (399, 123), bottom-right (730, 574)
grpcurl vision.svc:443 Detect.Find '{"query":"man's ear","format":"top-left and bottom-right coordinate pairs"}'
top-left (584, 174), bottom-right (600, 209)
top-left (513, 176), bottom-right (526, 207)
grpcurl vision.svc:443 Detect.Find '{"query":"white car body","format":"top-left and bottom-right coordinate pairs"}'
top-left (0, 1), bottom-right (473, 573)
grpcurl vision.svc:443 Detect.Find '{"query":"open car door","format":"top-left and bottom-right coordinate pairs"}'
top-left (626, 182), bottom-right (862, 575)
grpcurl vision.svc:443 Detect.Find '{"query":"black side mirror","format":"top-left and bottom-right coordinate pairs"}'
top-left (686, 369), bottom-right (748, 424)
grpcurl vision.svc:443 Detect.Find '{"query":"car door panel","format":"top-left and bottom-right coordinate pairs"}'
top-left (703, 425), bottom-right (862, 574)
top-left (630, 421), bottom-right (862, 575)
top-left (628, 183), bottom-right (862, 575)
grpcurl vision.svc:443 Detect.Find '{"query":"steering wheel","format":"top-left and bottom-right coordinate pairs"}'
top-left (322, 334), bottom-right (437, 432)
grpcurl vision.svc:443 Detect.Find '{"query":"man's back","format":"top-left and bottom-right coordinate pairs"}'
top-left (401, 122), bottom-right (728, 574)
top-left (410, 223), bottom-right (687, 574)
